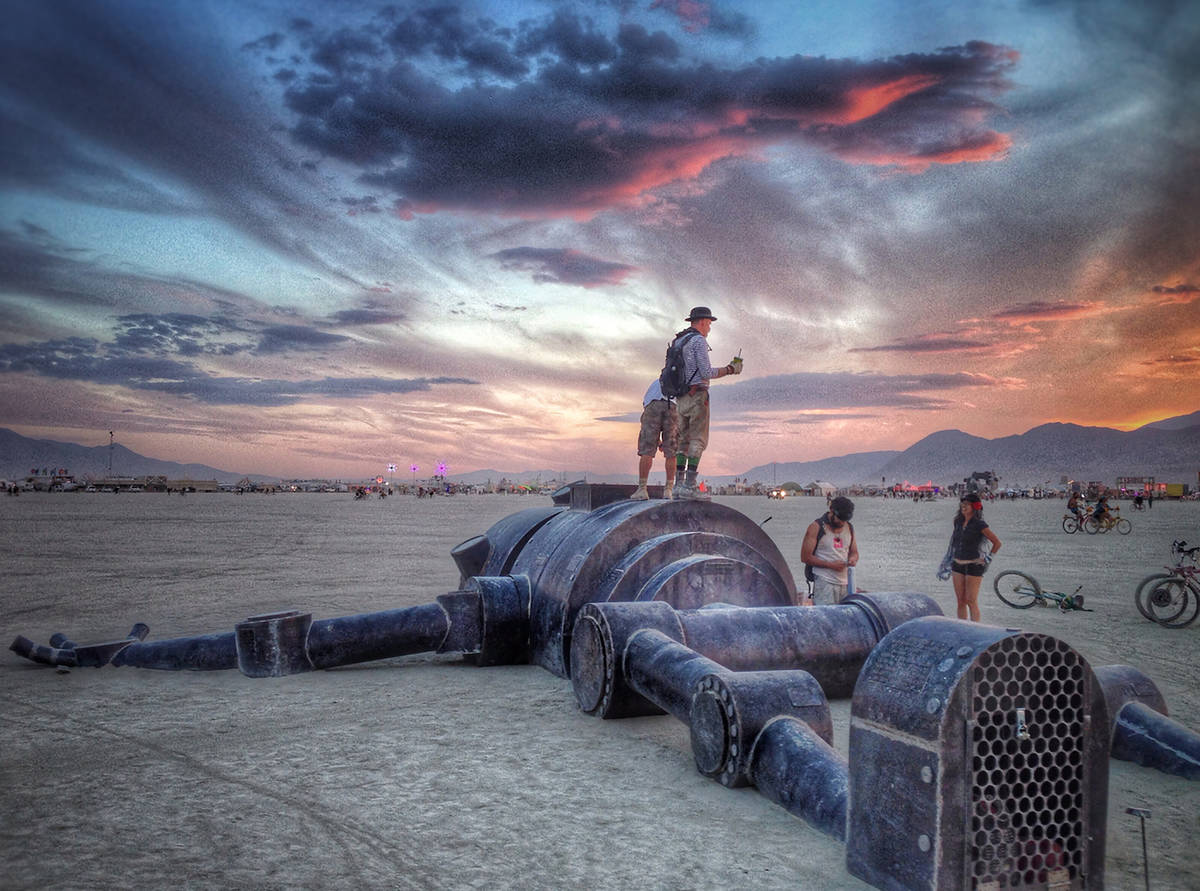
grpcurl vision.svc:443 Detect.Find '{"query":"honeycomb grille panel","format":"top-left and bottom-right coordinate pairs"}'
top-left (969, 635), bottom-right (1087, 888)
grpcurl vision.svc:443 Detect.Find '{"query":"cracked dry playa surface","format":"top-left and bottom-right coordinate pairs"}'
top-left (2, 494), bottom-right (1197, 889)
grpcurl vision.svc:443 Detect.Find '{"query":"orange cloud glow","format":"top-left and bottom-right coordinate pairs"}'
top-left (838, 75), bottom-right (943, 124)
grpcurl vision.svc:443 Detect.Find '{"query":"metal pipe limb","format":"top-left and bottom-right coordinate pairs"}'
top-left (612, 628), bottom-right (836, 790)
top-left (1110, 702), bottom-right (1200, 780)
top-left (622, 628), bottom-right (727, 723)
top-left (9, 636), bottom-right (78, 667)
top-left (1094, 663), bottom-right (1200, 779)
top-left (748, 715), bottom-right (849, 841)
top-left (111, 631), bottom-right (238, 671)
top-left (569, 593), bottom-right (942, 718)
top-left (690, 669), bottom-right (831, 788)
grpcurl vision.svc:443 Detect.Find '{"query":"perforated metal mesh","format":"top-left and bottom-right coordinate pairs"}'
top-left (969, 635), bottom-right (1087, 888)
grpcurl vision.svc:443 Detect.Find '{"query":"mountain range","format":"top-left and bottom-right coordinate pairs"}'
top-left (2, 411), bottom-right (1198, 489)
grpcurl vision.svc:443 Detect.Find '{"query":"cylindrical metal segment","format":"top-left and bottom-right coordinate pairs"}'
top-left (236, 610), bottom-right (315, 678)
top-left (676, 593), bottom-right (940, 699)
top-left (1110, 701), bottom-right (1200, 780)
top-left (111, 632), bottom-right (238, 670)
top-left (690, 669), bottom-right (831, 788)
top-left (455, 505), bottom-right (565, 581)
top-left (623, 629), bottom-right (727, 724)
top-left (749, 715), bottom-right (848, 841)
top-left (847, 616), bottom-right (1110, 891)
top-left (1094, 663), bottom-right (1169, 722)
top-left (8, 635), bottom-right (78, 667)
top-left (470, 575), bottom-right (531, 666)
top-left (569, 601), bottom-right (683, 718)
top-left (516, 499), bottom-right (797, 677)
top-left (305, 602), bottom-right (450, 670)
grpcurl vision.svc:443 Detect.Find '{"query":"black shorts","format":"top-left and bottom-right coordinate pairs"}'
top-left (953, 561), bottom-right (986, 578)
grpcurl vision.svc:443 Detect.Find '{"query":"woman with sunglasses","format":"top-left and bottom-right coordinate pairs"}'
top-left (948, 495), bottom-right (1002, 621)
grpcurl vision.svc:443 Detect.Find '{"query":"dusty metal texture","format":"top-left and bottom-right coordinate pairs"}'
top-left (673, 595), bottom-right (941, 699)
top-left (305, 602), bottom-right (451, 671)
top-left (570, 594), bottom-right (942, 713)
top-left (748, 715), bottom-right (849, 841)
top-left (570, 601), bottom-right (683, 718)
top-left (1093, 664), bottom-right (1168, 720)
top-left (451, 505), bottom-right (564, 583)
top-left (1109, 701), bottom-right (1200, 780)
top-left (847, 616), bottom-right (1108, 891)
top-left (691, 669), bottom-right (831, 788)
top-left (236, 611), bottom-right (314, 677)
top-left (579, 620), bottom-right (834, 791)
top-left (513, 497), bottom-right (797, 678)
top-left (552, 481), bottom-right (641, 511)
top-left (623, 628), bottom-right (726, 723)
top-left (109, 631), bottom-right (238, 670)
top-left (465, 575), bottom-right (531, 666)
top-left (1091, 663), bottom-right (1200, 778)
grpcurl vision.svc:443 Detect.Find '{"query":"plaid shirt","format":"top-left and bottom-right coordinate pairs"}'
top-left (680, 329), bottom-right (714, 390)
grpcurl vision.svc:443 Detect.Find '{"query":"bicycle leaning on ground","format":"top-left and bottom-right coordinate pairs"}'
top-left (993, 570), bottom-right (1092, 611)
top-left (1133, 539), bottom-right (1200, 629)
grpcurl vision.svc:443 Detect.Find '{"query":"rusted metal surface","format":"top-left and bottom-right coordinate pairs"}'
top-left (847, 616), bottom-right (1109, 890)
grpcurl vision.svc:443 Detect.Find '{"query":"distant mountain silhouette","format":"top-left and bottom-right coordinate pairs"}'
top-left (2, 411), bottom-right (1197, 488)
top-left (1141, 410), bottom-right (1200, 431)
top-left (0, 429), bottom-right (274, 485)
top-left (873, 421), bottom-right (1200, 487)
top-left (734, 451), bottom-right (902, 489)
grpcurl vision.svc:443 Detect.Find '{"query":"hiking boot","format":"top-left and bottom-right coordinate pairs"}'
top-left (676, 469), bottom-right (710, 501)
top-left (631, 485), bottom-right (649, 501)
top-left (661, 481), bottom-right (674, 500)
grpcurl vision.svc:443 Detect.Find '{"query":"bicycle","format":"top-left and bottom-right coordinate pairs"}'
top-left (1134, 540), bottom-right (1200, 628)
top-left (1061, 509), bottom-right (1090, 534)
top-left (1084, 508), bottom-right (1131, 535)
top-left (993, 570), bottom-right (1092, 611)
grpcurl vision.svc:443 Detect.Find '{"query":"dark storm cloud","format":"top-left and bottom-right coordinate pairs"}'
top-left (600, 371), bottom-right (1006, 424)
top-left (0, 2), bottom-right (377, 284)
top-left (849, 337), bottom-right (993, 354)
top-left (263, 10), bottom-right (1015, 218)
top-left (111, 313), bottom-right (251, 357)
top-left (0, 337), bottom-right (476, 406)
top-left (715, 371), bottom-right (1005, 411)
top-left (490, 247), bottom-right (637, 287)
top-left (328, 308), bottom-right (406, 325)
top-left (255, 324), bottom-right (351, 354)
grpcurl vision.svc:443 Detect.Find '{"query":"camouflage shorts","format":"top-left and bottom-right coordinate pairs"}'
top-left (637, 399), bottom-right (679, 456)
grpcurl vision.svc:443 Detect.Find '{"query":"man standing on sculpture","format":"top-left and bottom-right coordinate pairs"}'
top-left (671, 306), bottom-right (741, 500)
top-left (631, 378), bottom-right (678, 501)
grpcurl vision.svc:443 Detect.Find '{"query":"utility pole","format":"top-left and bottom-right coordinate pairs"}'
top-left (108, 431), bottom-right (114, 477)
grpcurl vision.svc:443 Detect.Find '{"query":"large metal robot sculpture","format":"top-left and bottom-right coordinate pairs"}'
top-left (11, 483), bottom-right (1200, 889)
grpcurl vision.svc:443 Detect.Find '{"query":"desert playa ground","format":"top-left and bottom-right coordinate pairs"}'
top-left (1, 492), bottom-right (1197, 889)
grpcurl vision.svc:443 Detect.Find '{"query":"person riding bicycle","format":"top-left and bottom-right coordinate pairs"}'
top-left (1093, 495), bottom-right (1113, 526)
top-left (1067, 492), bottom-right (1083, 519)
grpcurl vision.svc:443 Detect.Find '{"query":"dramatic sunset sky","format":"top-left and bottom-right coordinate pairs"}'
top-left (2, 0), bottom-right (1197, 479)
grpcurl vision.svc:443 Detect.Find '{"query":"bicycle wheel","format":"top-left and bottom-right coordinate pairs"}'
top-left (1083, 516), bottom-right (1100, 534)
top-left (1146, 578), bottom-right (1191, 626)
top-left (994, 570), bottom-right (1041, 608)
top-left (1134, 573), bottom-right (1175, 620)
top-left (1061, 515), bottom-right (1079, 534)
top-left (1115, 518), bottom-right (1131, 535)
top-left (1161, 581), bottom-right (1200, 628)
